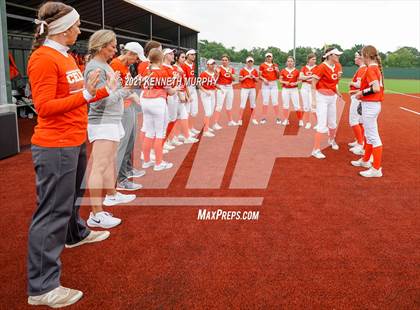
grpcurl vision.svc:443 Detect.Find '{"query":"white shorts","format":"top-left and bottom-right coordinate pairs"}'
top-left (167, 94), bottom-right (178, 122)
top-left (187, 86), bottom-right (199, 117)
top-left (200, 89), bottom-right (216, 117)
top-left (315, 92), bottom-right (337, 134)
top-left (240, 88), bottom-right (256, 109)
top-left (216, 84), bottom-right (234, 112)
top-left (141, 97), bottom-right (168, 139)
top-left (362, 101), bottom-right (382, 147)
top-left (282, 87), bottom-right (300, 110)
top-left (261, 81), bottom-right (279, 106)
top-left (349, 94), bottom-right (362, 126)
top-left (87, 122), bottom-right (125, 143)
top-left (300, 83), bottom-right (313, 112)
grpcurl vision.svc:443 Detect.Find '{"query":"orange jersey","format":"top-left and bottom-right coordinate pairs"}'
top-left (312, 62), bottom-right (341, 95)
top-left (360, 64), bottom-right (384, 102)
top-left (239, 67), bottom-right (258, 88)
top-left (336, 62), bottom-right (343, 78)
top-left (280, 68), bottom-right (300, 88)
top-left (259, 62), bottom-right (279, 81)
top-left (173, 64), bottom-right (187, 92)
top-left (217, 66), bottom-right (235, 85)
top-left (142, 67), bottom-right (171, 99)
top-left (199, 71), bottom-right (217, 90)
top-left (181, 62), bottom-right (196, 86)
top-left (300, 65), bottom-right (317, 84)
top-left (28, 46), bottom-right (108, 147)
top-left (110, 58), bottom-right (132, 108)
top-left (137, 60), bottom-right (150, 76)
top-left (350, 65), bottom-right (367, 91)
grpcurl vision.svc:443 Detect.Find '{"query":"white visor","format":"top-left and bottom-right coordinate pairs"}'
top-left (246, 57), bottom-right (254, 62)
top-left (265, 53), bottom-right (273, 58)
top-left (323, 48), bottom-right (343, 58)
top-left (207, 58), bottom-right (216, 65)
top-left (186, 49), bottom-right (196, 55)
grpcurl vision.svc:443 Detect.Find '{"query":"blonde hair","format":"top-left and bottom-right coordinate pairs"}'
top-left (88, 30), bottom-right (116, 56)
top-left (148, 48), bottom-right (164, 65)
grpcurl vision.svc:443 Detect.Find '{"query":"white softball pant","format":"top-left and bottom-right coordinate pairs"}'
top-left (141, 97), bottom-right (168, 139)
top-left (315, 92), bottom-right (337, 134)
top-left (261, 81), bottom-right (279, 106)
top-left (176, 92), bottom-right (189, 120)
top-left (167, 94), bottom-right (178, 122)
top-left (361, 101), bottom-right (382, 147)
top-left (300, 83), bottom-right (313, 112)
top-left (216, 84), bottom-right (234, 112)
top-left (187, 86), bottom-right (199, 117)
top-left (240, 88), bottom-right (257, 109)
top-left (199, 89), bottom-right (216, 117)
top-left (349, 94), bottom-right (363, 126)
top-left (282, 87), bottom-right (300, 110)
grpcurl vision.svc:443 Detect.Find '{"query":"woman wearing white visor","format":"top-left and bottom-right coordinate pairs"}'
top-left (311, 47), bottom-right (343, 159)
top-left (199, 59), bottom-right (222, 137)
top-left (238, 56), bottom-right (259, 125)
top-left (259, 52), bottom-right (281, 124)
top-left (182, 49), bottom-right (200, 135)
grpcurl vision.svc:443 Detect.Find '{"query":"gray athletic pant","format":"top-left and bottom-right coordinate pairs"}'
top-left (117, 104), bottom-right (138, 182)
top-left (27, 143), bottom-right (90, 296)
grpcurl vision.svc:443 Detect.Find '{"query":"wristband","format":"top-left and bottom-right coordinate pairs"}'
top-left (362, 86), bottom-right (374, 96)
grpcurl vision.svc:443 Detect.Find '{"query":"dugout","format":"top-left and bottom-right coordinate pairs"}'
top-left (0, 0), bottom-right (199, 159)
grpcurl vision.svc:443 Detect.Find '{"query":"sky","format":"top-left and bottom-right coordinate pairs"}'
top-left (134, 0), bottom-right (420, 53)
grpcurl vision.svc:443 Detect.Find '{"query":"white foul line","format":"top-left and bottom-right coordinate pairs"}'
top-left (400, 107), bottom-right (420, 115)
top-left (387, 89), bottom-right (420, 99)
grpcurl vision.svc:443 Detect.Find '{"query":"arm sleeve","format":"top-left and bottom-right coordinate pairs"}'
top-left (311, 65), bottom-right (323, 80)
top-left (29, 57), bottom-right (86, 118)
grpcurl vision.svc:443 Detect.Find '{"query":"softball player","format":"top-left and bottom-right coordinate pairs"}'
top-left (238, 56), bottom-right (259, 125)
top-left (199, 59), bottom-right (221, 137)
top-left (141, 48), bottom-right (177, 171)
top-left (214, 54), bottom-right (237, 129)
top-left (351, 45), bottom-right (384, 178)
top-left (299, 53), bottom-right (317, 129)
top-left (311, 47), bottom-right (343, 159)
top-left (348, 51), bottom-right (367, 155)
top-left (280, 56), bottom-right (302, 126)
top-left (259, 52), bottom-right (280, 124)
top-left (182, 49), bottom-right (200, 135)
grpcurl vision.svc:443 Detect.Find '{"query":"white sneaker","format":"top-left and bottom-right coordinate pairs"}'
top-left (360, 167), bottom-right (383, 178)
top-left (163, 149), bottom-right (169, 154)
top-left (103, 192), bottom-right (135, 206)
top-left (299, 120), bottom-right (304, 127)
top-left (183, 136), bottom-right (199, 144)
top-left (65, 230), bottom-right (110, 248)
top-left (351, 158), bottom-right (372, 168)
top-left (260, 118), bottom-right (267, 124)
top-left (275, 118), bottom-right (282, 125)
top-left (153, 161), bottom-right (173, 171)
top-left (305, 122), bottom-right (312, 129)
top-left (348, 140), bottom-right (358, 147)
top-left (328, 139), bottom-right (339, 150)
top-left (252, 119), bottom-right (259, 125)
top-left (189, 130), bottom-right (198, 137)
top-left (213, 123), bottom-right (223, 130)
top-left (313, 124), bottom-right (318, 130)
top-left (237, 120), bottom-right (243, 126)
top-left (178, 134), bottom-right (187, 142)
top-left (141, 150), bottom-right (156, 161)
top-left (203, 130), bottom-right (215, 137)
top-left (227, 121), bottom-right (238, 127)
top-left (171, 137), bottom-right (183, 146)
top-left (163, 142), bottom-right (175, 151)
top-left (28, 286), bottom-right (83, 308)
top-left (208, 127), bottom-right (215, 133)
top-left (142, 160), bottom-right (155, 169)
top-left (311, 149), bottom-right (326, 159)
top-left (191, 128), bottom-right (200, 134)
top-left (349, 143), bottom-right (365, 155)
top-left (87, 211), bottom-right (121, 229)
top-left (282, 119), bottom-right (289, 126)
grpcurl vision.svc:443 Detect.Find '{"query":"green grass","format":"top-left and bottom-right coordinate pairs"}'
top-left (338, 78), bottom-right (420, 94)
top-left (277, 78), bottom-right (420, 94)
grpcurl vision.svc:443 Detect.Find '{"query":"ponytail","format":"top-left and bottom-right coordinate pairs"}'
top-left (375, 54), bottom-right (384, 81)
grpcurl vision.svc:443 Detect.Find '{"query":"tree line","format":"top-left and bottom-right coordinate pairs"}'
top-left (198, 40), bottom-right (420, 67)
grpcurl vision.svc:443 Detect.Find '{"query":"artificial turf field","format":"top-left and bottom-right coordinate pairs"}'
top-left (0, 81), bottom-right (419, 309)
